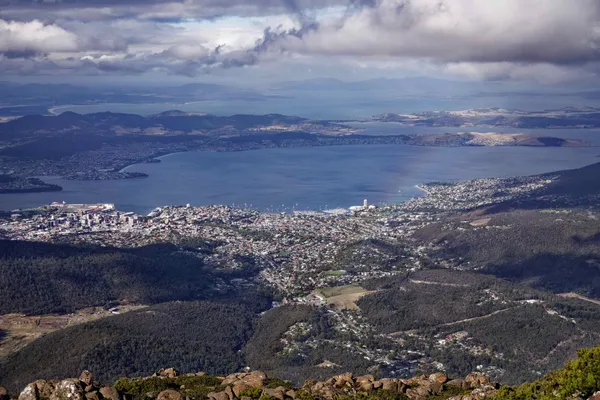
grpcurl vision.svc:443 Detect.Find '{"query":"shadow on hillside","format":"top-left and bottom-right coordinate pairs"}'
top-left (483, 253), bottom-right (600, 298)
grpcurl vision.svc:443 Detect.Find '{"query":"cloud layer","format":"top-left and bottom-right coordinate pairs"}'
top-left (2, 0), bottom-right (600, 82)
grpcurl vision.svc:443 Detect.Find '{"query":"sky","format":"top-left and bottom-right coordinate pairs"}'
top-left (2, 0), bottom-right (600, 86)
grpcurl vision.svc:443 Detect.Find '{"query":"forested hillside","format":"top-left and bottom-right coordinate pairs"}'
top-left (414, 209), bottom-right (600, 298)
top-left (357, 270), bottom-right (600, 384)
top-left (0, 241), bottom-right (223, 314)
top-left (0, 302), bottom-right (256, 391)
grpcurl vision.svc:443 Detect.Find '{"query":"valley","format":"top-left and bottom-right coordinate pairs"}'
top-left (2, 162), bottom-right (600, 388)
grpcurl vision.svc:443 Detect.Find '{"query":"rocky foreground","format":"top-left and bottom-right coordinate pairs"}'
top-left (4, 369), bottom-right (500, 400)
top-left (3, 346), bottom-right (600, 400)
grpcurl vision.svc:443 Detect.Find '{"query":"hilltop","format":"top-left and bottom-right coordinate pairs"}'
top-left (2, 346), bottom-right (600, 400)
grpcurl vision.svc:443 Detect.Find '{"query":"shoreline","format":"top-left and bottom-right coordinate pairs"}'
top-left (116, 138), bottom-right (598, 176)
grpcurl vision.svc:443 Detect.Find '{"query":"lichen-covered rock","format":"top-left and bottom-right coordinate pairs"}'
top-left (99, 387), bottom-right (121, 400)
top-left (157, 389), bottom-right (182, 400)
top-left (19, 380), bottom-right (58, 400)
top-left (18, 382), bottom-right (39, 400)
top-left (50, 380), bottom-right (84, 400)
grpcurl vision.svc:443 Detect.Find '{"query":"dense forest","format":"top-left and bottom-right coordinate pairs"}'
top-left (0, 240), bottom-right (223, 314)
top-left (0, 240), bottom-right (274, 315)
top-left (0, 302), bottom-right (256, 391)
top-left (357, 270), bottom-right (543, 333)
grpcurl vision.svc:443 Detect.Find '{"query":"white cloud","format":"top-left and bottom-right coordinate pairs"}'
top-left (0, 19), bottom-right (79, 53)
top-left (3, 0), bottom-right (600, 82)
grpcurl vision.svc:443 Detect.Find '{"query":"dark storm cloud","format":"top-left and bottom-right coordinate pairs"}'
top-left (276, 0), bottom-right (600, 66)
top-left (0, 0), bottom-right (346, 22)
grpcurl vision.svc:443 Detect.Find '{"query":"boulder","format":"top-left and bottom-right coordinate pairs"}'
top-left (405, 388), bottom-right (426, 400)
top-left (471, 387), bottom-right (498, 400)
top-left (356, 381), bottom-right (373, 392)
top-left (331, 373), bottom-right (353, 388)
top-left (379, 379), bottom-right (398, 392)
top-left (50, 380), bottom-right (84, 400)
top-left (0, 385), bottom-right (9, 400)
top-left (589, 392), bottom-right (600, 400)
top-left (19, 380), bottom-right (59, 400)
top-left (285, 390), bottom-right (297, 399)
top-left (402, 375), bottom-right (427, 386)
top-left (157, 390), bottom-right (182, 400)
top-left (430, 382), bottom-right (443, 396)
top-left (222, 374), bottom-right (246, 386)
top-left (405, 384), bottom-right (431, 400)
top-left (223, 372), bottom-right (267, 389)
top-left (157, 369), bottom-right (178, 379)
top-left (208, 392), bottom-right (229, 400)
top-left (99, 387), bottom-right (121, 400)
top-left (232, 384), bottom-right (252, 398)
top-left (397, 382), bottom-right (408, 394)
top-left (429, 373), bottom-right (448, 384)
top-left (317, 387), bottom-right (336, 400)
top-left (465, 373), bottom-right (489, 389)
top-left (446, 379), bottom-right (469, 391)
top-left (355, 375), bottom-right (375, 392)
top-left (79, 372), bottom-right (94, 387)
top-left (261, 388), bottom-right (285, 400)
top-left (224, 386), bottom-right (235, 400)
top-left (18, 383), bottom-right (40, 400)
top-left (84, 392), bottom-right (100, 400)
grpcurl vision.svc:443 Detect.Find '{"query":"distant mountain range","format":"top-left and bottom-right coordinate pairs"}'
top-left (0, 111), bottom-right (309, 140)
top-left (0, 82), bottom-right (272, 116)
top-left (373, 106), bottom-right (600, 128)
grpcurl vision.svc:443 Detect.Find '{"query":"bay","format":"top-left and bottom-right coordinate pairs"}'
top-left (1, 144), bottom-right (599, 214)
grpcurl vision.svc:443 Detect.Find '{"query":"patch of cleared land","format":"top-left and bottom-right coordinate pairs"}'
top-left (559, 293), bottom-right (600, 306)
top-left (315, 285), bottom-right (374, 310)
top-left (0, 304), bottom-right (147, 357)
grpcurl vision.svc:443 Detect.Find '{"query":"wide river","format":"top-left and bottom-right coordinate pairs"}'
top-left (1, 142), bottom-right (599, 214)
